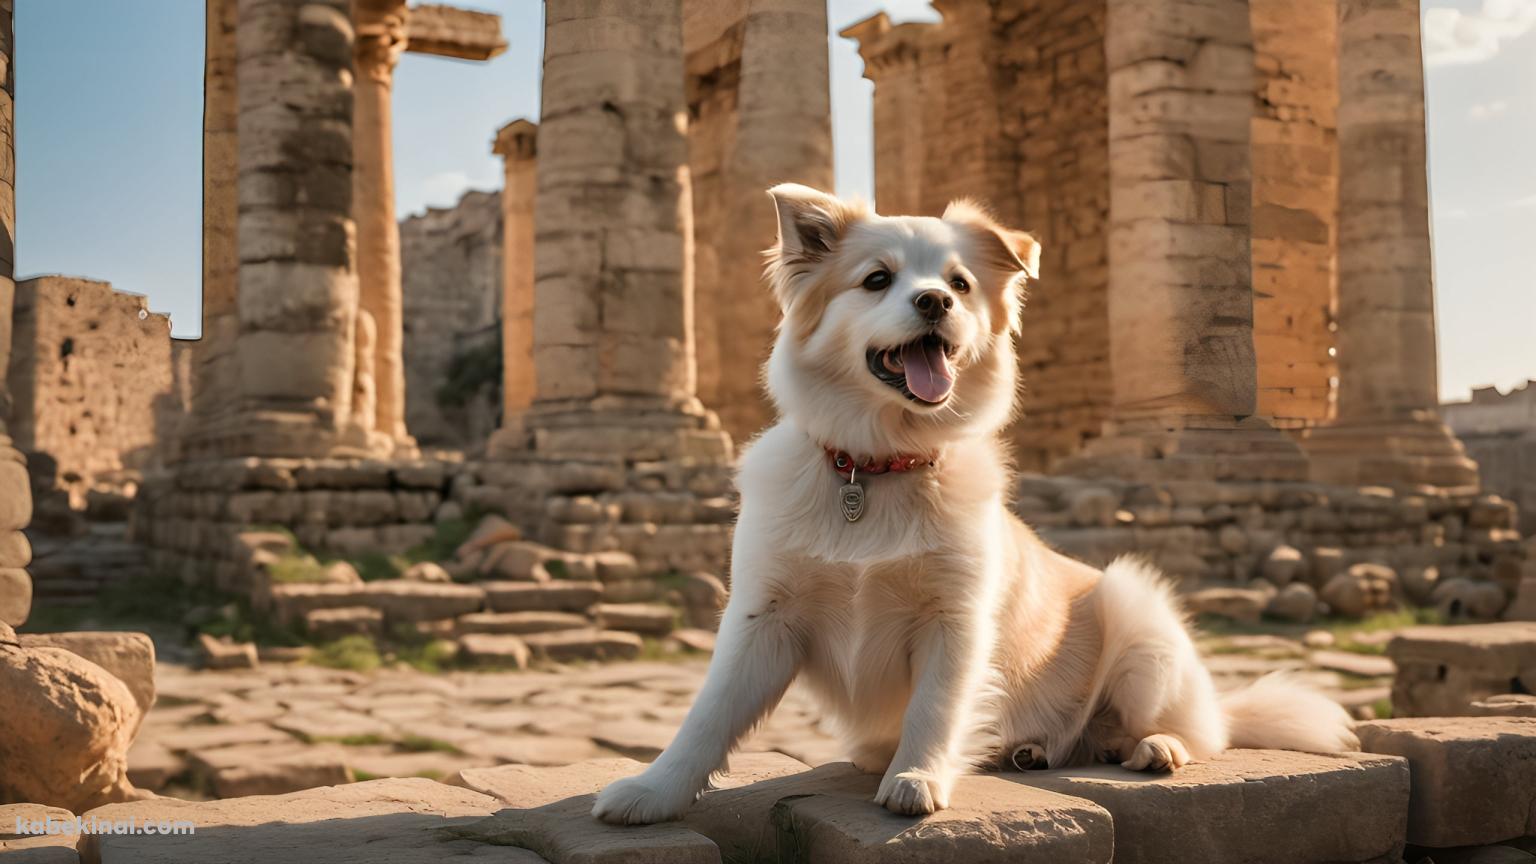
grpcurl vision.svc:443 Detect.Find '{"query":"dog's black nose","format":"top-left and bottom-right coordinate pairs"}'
top-left (913, 290), bottom-right (953, 322)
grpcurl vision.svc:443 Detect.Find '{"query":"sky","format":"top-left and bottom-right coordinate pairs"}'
top-left (14, 0), bottom-right (1535, 403)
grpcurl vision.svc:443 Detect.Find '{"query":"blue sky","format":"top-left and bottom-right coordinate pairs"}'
top-left (15, 0), bottom-right (1535, 402)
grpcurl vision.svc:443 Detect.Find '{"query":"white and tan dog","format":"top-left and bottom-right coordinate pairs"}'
top-left (593, 184), bottom-right (1357, 824)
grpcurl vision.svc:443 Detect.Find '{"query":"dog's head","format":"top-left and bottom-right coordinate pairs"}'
top-left (762, 183), bottom-right (1039, 456)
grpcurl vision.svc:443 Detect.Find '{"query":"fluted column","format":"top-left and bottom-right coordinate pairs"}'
top-left (0, 0), bottom-right (32, 627)
top-left (489, 119), bottom-right (537, 455)
top-left (352, 0), bottom-right (412, 452)
top-left (234, 0), bottom-right (359, 457)
top-left (1055, 0), bottom-right (1307, 482)
top-left (1303, 0), bottom-right (1477, 489)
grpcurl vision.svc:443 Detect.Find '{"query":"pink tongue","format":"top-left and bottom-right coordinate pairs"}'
top-left (901, 340), bottom-right (954, 403)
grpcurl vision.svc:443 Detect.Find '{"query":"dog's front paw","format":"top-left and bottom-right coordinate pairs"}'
top-left (591, 774), bottom-right (695, 825)
top-left (1121, 733), bottom-right (1190, 772)
top-left (874, 769), bottom-right (950, 817)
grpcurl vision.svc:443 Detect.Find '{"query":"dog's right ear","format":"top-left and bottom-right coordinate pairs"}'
top-left (767, 184), bottom-right (860, 268)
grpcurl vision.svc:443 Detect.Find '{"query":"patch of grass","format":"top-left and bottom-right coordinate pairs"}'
top-left (1327, 608), bottom-right (1443, 655)
top-left (337, 734), bottom-right (390, 747)
top-left (350, 551), bottom-right (410, 583)
top-left (392, 638), bottom-right (459, 674)
top-left (266, 552), bottom-right (329, 584)
top-left (310, 635), bottom-right (383, 673)
top-left (352, 769), bottom-right (380, 782)
top-left (543, 558), bottom-right (570, 580)
top-left (1371, 697), bottom-right (1393, 719)
top-left (399, 734), bottom-right (461, 755)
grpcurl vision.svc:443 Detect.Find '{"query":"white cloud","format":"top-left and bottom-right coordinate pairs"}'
top-left (1423, 0), bottom-right (1536, 67)
top-left (1468, 99), bottom-right (1509, 119)
top-left (1508, 192), bottom-right (1536, 209)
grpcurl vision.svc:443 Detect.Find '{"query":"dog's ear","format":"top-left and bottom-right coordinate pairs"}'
top-left (767, 184), bottom-right (862, 267)
top-left (943, 199), bottom-right (1040, 280)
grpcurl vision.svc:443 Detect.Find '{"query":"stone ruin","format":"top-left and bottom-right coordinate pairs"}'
top-left (5, 276), bottom-right (179, 515)
top-left (1445, 381), bottom-right (1536, 535)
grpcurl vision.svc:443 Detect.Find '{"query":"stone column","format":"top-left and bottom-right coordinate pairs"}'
top-left (1056, 0), bottom-right (1306, 482)
top-left (1303, 0), bottom-right (1477, 489)
top-left (0, 0), bottom-right (32, 628)
top-left (519, 0), bottom-right (730, 463)
top-left (723, 0), bottom-right (834, 439)
top-left (233, 0), bottom-right (359, 457)
top-left (489, 119), bottom-right (537, 454)
top-left (185, 0), bottom-right (241, 460)
top-left (352, 0), bottom-right (411, 452)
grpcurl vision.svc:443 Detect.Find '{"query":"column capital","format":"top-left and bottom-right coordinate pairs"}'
top-left (492, 118), bottom-right (538, 163)
top-left (353, 0), bottom-right (407, 80)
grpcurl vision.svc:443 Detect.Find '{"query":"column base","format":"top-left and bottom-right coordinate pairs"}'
top-left (1302, 414), bottom-right (1479, 492)
top-left (480, 396), bottom-right (737, 573)
top-left (494, 396), bottom-right (735, 465)
top-left (1052, 415), bottom-right (1310, 483)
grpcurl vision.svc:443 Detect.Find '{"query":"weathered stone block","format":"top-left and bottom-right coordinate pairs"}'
top-left (1357, 717), bottom-right (1536, 848)
top-left (457, 633), bottom-right (531, 669)
top-left (360, 580), bottom-right (485, 622)
top-left (484, 580), bottom-right (603, 613)
top-left (1, 802), bottom-right (80, 862)
top-left (17, 632), bottom-right (156, 735)
top-left (1387, 623), bottom-right (1536, 717)
top-left (595, 602), bottom-right (676, 635)
top-left (521, 628), bottom-right (642, 663)
top-left (1021, 750), bottom-right (1408, 864)
top-left (456, 611), bottom-right (591, 636)
top-left (0, 567), bottom-right (32, 626)
top-left (302, 606), bottom-right (383, 641)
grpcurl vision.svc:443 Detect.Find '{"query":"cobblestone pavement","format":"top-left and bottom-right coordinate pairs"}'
top-left (131, 632), bottom-right (1395, 799)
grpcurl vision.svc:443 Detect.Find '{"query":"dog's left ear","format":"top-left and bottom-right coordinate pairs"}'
top-left (943, 199), bottom-right (1041, 280)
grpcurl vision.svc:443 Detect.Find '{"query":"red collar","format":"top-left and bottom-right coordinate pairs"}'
top-left (826, 448), bottom-right (937, 481)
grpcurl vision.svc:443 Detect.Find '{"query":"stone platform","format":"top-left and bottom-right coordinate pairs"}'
top-left (25, 719), bottom-right (1536, 864)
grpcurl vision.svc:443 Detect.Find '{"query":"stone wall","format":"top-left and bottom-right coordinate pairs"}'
top-left (6, 277), bottom-right (177, 506)
top-left (1015, 473), bottom-right (1525, 597)
top-left (399, 189), bottom-right (503, 450)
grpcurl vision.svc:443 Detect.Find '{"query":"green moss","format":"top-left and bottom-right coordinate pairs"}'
top-left (398, 734), bottom-right (461, 755)
top-left (336, 734), bottom-right (390, 747)
top-left (309, 635), bottom-right (383, 673)
top-left (266, 553), bottom-right (329, 584)
top-left (1371, 697), bottom-right (1393, 719)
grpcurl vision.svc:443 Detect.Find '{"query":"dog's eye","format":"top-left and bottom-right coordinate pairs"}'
top-left (949, 276), bottom-right (971, 294)
top-left (862, 270), bottom-right (892, 291)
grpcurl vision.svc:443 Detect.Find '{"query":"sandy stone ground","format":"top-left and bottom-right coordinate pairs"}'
top-left (130, 629), bottom-right (1396, 800)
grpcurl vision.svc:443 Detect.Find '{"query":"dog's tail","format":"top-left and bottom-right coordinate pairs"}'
top-left (1220, 672), bottom-right (1359, 753)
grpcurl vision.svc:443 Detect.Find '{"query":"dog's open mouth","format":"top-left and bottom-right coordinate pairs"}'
top-left (866, 333), bottom-right (957, 404)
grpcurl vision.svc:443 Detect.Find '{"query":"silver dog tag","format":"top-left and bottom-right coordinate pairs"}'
top-left (839, 466), bottom-right (865, 523)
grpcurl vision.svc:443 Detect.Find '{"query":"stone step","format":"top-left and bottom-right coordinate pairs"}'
top-left (594, 602), bottom-right (676, 636)
top-left (482, 580), bottom-right (604, 613)
top-left (456, 611), bottom-right (593, 636)
top-left (520, 628), bottom-right (643, 663)
top-left (457, 633), bottom-right (532, 669)
top-left (1357, 716), bottom-right (1536, 848)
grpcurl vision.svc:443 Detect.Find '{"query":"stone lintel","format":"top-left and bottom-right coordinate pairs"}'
top-left (405, 4), bottom-right (507, 61)
top-left (493, 118), bottom-right (538, 161)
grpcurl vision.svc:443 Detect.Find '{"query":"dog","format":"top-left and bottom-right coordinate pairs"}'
top-left (592, 184), bottom-right (1358, 824)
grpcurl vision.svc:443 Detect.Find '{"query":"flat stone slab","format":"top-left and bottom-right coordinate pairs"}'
top-left (2, 803), bottom-right (81, 864)
top-left (483, 582), bottom-right (603, 614)
top-left (1020, 749), bottom-right (1408, 864)
top-left (1357, 717), bottom-right (1536, 847)
top-left (78, 777), bottom-right (539, 864)
top-left (734, 763), bottom-right (1112, 864)
top-left (457, 612), bottom-right (591, 636)
top-left (361, 581), bottom-right (486, 622)
top-left (521, 629), bottom-right (643, 663)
